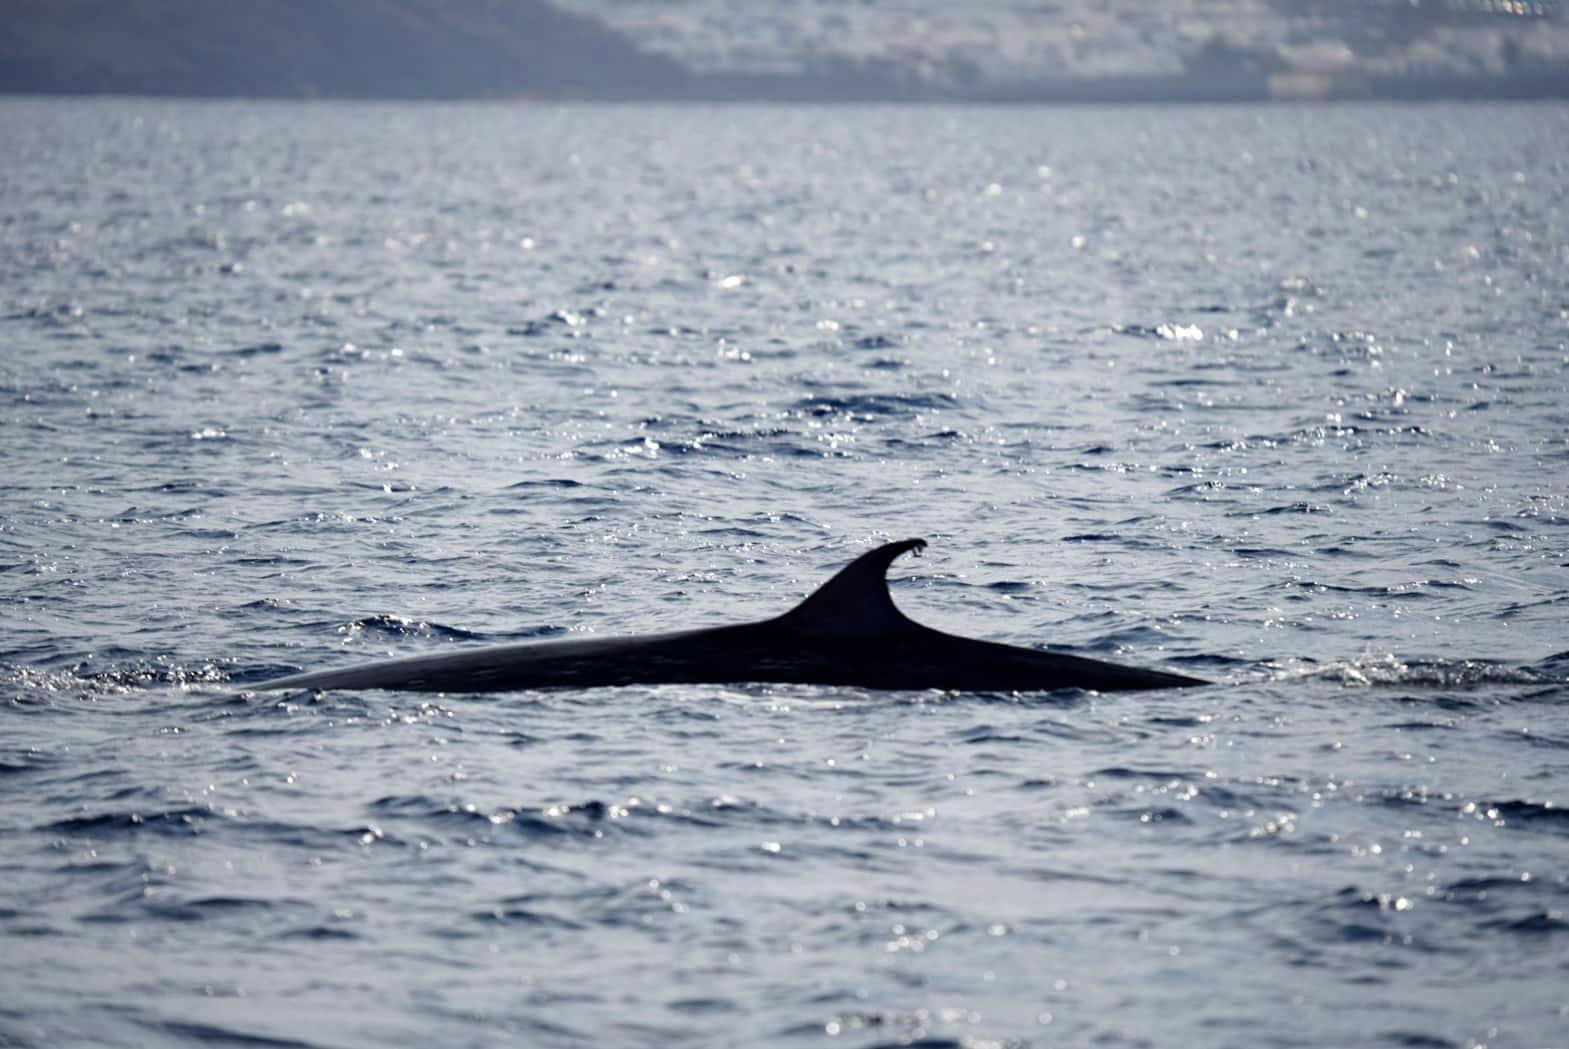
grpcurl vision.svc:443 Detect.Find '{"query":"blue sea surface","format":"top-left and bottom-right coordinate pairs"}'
top-left (2, 98), bottom-right (1567, 1048)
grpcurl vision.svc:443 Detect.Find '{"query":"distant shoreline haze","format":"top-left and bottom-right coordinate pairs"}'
top-left (2, 0), bottom-right (1567, 102)
top-left (0, 0), bottom-right (692, 100)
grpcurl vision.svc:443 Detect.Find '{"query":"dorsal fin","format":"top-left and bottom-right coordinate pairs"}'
top-left (777, 538), bottom-right (927, 638)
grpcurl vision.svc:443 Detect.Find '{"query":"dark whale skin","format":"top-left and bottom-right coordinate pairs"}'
top-left (258, 539), bottom-right (1206, 694)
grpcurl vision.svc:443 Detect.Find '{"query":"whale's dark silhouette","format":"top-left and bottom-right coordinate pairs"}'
top-left (257, 539), bottom-right (1205, 694)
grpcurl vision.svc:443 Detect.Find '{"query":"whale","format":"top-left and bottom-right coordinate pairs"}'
top-left (256, 538), bottom-right (1206, 694)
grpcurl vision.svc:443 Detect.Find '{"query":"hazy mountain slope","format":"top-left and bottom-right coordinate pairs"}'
top-left (0, 0), bottom-right (692, 98)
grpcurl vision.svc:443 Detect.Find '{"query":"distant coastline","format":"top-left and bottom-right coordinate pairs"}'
top-left (4, 0), bottom-right (1567, 103)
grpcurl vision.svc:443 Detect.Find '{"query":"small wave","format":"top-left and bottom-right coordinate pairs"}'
top-left (1275, 655), bottom-right (1561, 690)
top-left (149, 1020), bottom-right (323, 1049)
top-left (504, 477), bottom-right (585, 489)
top-left (956, 725), bottom-right (1030, 744)
top-left (46, 806), bottom-right (210, 837)
top-left (1111, 805), bottom-right (1193, 825)
top-left (1477, 799), bottom-right (1569, 833)
top-left (1374, 1033), bottom-right (1459, 1049)
top-left (473, 902), bottom-right (586, 931)
top-left (1479, 912), bottom-right (1569, 935)
top-left (509, 307), bottom-right (597, 336)
top-left (1300, 886), bottom-right (1430, 948)
top-left (341, 614), bottom-right (485, 641)
top-left (139, 895), bottom-right (289, 923)
top-left (227, 342), bottom-right (284, 357)
top-left (367, 794), bottom-right (689, 842)
top-left (1227, 502), bottom-right (1334, 517)
top-left (368, 794), bottom-right (570, 838)
top-left (779, 1009), bottom-right (966, 1048)
top-left (3, 658), bottom-right (238, 699)
top-left (1086, 766), bottom-right (1196, 782)
top-left (1531, 650), bottom-right (1569, 675)
top-left (1441, 876), bottom-right (1537, 899)
top-left (1165, 479), bottom-right (1229, 498)
top-left (791, 391), bottom-right (959, 419)
top-left (1113, 321), bottom-right (1205, 341)
top-left (279, 924), bottom-right (360, 942)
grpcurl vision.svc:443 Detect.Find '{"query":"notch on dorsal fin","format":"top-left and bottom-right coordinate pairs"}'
top-left (777, 538), bottom-right (927, 639)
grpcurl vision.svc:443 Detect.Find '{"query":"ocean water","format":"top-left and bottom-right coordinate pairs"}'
top-left (2, 98), bottom-right (1568, 1048)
